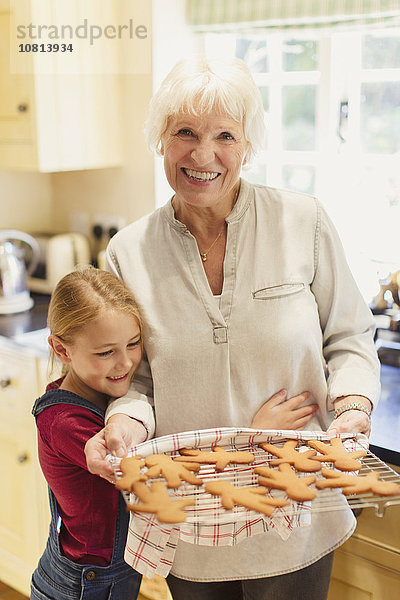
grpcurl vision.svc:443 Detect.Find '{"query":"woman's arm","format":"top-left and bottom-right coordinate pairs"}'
top-left (311, 203), bottom-right (380, 434)
top-left (327, 395), bottom-right (372, 436)
top-left (105, 356), bottom-right (155, 437)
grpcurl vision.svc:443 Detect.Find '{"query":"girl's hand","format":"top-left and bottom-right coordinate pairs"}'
top-left (84, 429), bottom-right (115, 482)
top-left (327, 395), bottom-right (372, 437)
top-left (251, 390), bottom-right (317, 431)
top-left (85, 414), bottom-right (147, 483)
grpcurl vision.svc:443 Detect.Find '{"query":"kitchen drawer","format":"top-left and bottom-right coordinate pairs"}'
top-left (0, 415), bottom-right (49, 594)
top-left (329, 467), bottom-right (400, 600)
top-left (0, 343), bottom-right (50, 594)
top-left (0, 346), bottom-right (39, 415)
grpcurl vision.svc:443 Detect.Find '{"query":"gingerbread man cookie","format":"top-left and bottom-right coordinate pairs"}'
top-left (205, 480), bottom-right (289, 516)
top-left (308, 438), bottom-right (367, 471)
top-left (175, 446), bottom-right (255, 471)
top-left (259, 440), bottom-right (321, 472)
top-left (145, 454), bottom-right (203, 488)
top-left (115, 455), bottom-right (147, 492)
top-left (129, 481), bottom-right (195, 523)
top-left (256, 464), bottom-right (317, 501)
top-left (316, 469), bottom-right (400, 496)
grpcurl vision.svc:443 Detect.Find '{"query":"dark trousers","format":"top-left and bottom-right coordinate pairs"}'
top-left (167, 551), bottom-right (334, 600)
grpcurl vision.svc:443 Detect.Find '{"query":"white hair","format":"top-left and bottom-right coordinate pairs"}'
top-left (144, 56), bottom-right (265, 163)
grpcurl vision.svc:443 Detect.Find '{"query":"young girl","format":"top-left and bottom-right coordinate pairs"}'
top-left (31, 266), bottom-right (143, 600)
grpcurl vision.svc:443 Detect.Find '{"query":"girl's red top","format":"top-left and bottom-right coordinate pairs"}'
top-left (36, 386), bottom-right (118, 566)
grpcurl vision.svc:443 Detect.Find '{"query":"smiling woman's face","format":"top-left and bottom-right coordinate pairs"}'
top-left (161, 111), bottom-right (248, 212)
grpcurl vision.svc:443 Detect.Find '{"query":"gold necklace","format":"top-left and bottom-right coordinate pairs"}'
top-left (199, 229), bottom-right (224, 262)
top-left (195, 185), bottom-right (240, 263)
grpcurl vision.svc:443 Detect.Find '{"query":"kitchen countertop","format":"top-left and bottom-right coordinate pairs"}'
top-left (0, 295), bottom-right (399, 466)
top-left (369, 363), bottom-right (400, 466)
top-left (0, 293), bottom-right (49, 338)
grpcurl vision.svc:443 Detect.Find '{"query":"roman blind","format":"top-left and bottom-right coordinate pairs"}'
top-left (187, 0), bottom-right (400, 31)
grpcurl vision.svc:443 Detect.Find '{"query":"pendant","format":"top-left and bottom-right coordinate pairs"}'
top-left (201, 253), bottom-right (207, 262)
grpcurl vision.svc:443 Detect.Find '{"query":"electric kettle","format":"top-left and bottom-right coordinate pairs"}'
top-left (0, 230), bottom-right (40, 314)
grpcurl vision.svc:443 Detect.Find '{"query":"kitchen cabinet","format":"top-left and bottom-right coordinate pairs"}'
top-left (0, 1), bottom-right (35, 170)
top-left (0, 340), bottom-right (50, 596)
top-left (328, 471), bottom-right (400, 599)
top-left (0, 0), bottom-right (122, 171)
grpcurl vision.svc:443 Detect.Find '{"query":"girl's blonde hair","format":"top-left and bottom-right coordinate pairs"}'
top-left (48, 266), bottom-right (142, 374)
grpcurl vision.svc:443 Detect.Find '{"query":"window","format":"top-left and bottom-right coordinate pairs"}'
top-left (202, 29), bottom-right (400, 300)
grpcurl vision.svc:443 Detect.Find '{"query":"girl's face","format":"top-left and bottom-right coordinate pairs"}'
top-left (161, 111), bottom-right (248, 212)
top-left (57, 310), bottom-right (142, 406)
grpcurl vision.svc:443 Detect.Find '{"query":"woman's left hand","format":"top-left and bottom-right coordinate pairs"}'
top-left (326, 395), bottom-right (372, 436)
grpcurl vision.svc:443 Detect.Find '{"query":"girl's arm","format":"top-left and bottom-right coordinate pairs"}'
top-left (85, 413), bottom-right (147, 481)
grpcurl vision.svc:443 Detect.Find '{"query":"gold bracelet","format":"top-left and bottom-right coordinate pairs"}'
top-left (334, 402), bottom-right (372, 419)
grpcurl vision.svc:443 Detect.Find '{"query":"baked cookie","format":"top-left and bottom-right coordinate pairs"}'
top-left (256, 463), bottom-right (317, 501)
top-left (316, 469), bottom-right (400, 496)
top-left (145, 454), bottom-right (203, 488)
top-left (115, 456), bottom-right (147, 492)
top-left (205, 480), bottom-right (289, 516)
top-left (308, 438), bottom-right (367, 471)
top-left (128, 481), bottom-right (194, 523)
top-left (259, 440), bottom-right (321, 472)
top-left (175, 446), bottom-right (255, 471)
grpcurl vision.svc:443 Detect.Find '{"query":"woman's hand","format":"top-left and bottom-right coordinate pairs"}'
top-left (251, 390), bottom-right (317, 431)
top-left (327, 395), bottom-right (372, 436)
top-left (84, 414), bottom-right (147, 483)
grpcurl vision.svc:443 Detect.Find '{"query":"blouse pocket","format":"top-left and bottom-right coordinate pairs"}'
top-left (252, 283), bottom-right (305, 300)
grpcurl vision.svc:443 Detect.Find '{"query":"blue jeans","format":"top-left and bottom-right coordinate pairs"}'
top-left (30, 491), bottom-right (141, 600)
top-left (31, 549), bottom-right (141, 600)
top-left (166, 551), bottom-right (334, 600)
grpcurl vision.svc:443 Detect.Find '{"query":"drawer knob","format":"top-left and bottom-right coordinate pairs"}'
top-left (17, 453), bottom-right (29, 464)
top-left (0, 378), bottom-right (11, 389)
top-left (17, 103), bottom-right (28, 113)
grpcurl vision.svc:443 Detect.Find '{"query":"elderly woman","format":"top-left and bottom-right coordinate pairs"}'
top-left (86, 57), bottom-right (380, 600)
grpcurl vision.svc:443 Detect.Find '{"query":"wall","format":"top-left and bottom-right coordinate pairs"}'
top-left (1, 170), bottom-right (52, 232)
top-left (50, 71), bottom-right (154, 231)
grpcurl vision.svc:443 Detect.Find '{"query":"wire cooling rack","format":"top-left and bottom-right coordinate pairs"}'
top-left (110, 436), bottom-right (400, 523)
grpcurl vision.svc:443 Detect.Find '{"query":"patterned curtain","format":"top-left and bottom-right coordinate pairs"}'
top-left (187, 0), bottom-right (400, 31)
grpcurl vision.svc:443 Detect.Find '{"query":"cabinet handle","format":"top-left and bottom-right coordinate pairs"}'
top-left (0, 377), bottom-right (11, 389)
top-left (17, 453), bottom-right (29, 464)
top-left (17, 103), bottom-right (28, 113)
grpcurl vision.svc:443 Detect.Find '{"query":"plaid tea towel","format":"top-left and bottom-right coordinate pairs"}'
top-left (110, 427), bottom-right (367, 578)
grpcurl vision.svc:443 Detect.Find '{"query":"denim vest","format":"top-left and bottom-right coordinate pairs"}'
top-left (31, 390), bottom-right (141, 600)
